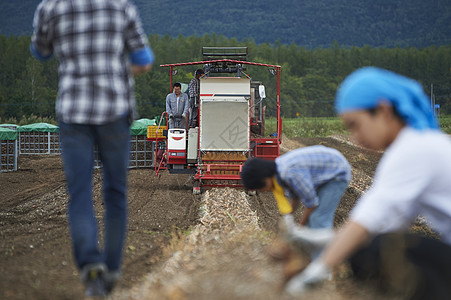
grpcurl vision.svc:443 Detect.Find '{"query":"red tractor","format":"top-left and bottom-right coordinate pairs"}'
top-left (147, 47), bottom-right (282, 194)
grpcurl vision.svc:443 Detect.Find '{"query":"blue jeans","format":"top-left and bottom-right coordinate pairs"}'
top-left (307, 179), bottom-right (348, 259)
top-left (308, 179), bottom-right (349, 229)
top-left (59, 117), bottom-right (130, 272)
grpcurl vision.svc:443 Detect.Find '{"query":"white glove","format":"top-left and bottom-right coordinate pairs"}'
top-left (280, 215), bottom-right (335, 254)
top-left (281, 214), bottom-right (296, 234)
top-left (285, 259), bottom-right (331, 296)
top-left (289, 226), bottom-right (335, 250)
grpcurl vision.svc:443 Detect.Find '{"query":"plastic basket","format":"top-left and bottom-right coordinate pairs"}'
top-left (147, 125), bottom-right (167, 139)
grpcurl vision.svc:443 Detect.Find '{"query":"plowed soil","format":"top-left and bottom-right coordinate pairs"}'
top-left (0, 136), bottom-right (383, 300)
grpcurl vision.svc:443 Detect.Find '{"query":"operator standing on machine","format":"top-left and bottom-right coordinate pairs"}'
top-left (166, 82), bottom-right (189, 129)
top-left (188, 69), bottom-right (204, 128)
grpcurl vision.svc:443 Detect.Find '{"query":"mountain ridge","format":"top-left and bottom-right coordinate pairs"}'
top-left (1, 0), bottom-right (450, 47)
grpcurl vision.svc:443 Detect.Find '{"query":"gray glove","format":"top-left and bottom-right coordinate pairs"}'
top-left (281, 215), bottom-right (335, 254)
top-left (285, 259), bottom-right (331, 296)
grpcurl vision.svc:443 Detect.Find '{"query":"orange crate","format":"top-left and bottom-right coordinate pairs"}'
top-left (147, 125), bottom-right (167, 139)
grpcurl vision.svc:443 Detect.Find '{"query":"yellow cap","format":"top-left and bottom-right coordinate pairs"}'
top-left (272, 177), bottom-right (293, 215)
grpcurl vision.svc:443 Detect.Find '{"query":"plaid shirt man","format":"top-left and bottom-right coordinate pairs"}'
top-left (275, 145), bottom-right (352, 208)
top-left (189, 76), bottom-right (200, 99)
top-left (31, 0), bottom-right (154, 125)
top-left (30, 1), bottom-right (153, 296)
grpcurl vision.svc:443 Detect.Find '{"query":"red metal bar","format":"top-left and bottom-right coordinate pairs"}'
top-left (196, 163), bottom-right (245, 170)
top-left (156, 152), bottom-right (167, 176)
top-left (160, 59), bottom-right (281, 69)
top-left (200, 159), bottom-right (247, 162)
top-left (197, 175), bottom-right (242, 180)
top-left (251, 138), bottom-right (278, 143)
top-left (155, 111), bottom-right (169, 176)
top-left (198, 163), bottom-right (245, 167)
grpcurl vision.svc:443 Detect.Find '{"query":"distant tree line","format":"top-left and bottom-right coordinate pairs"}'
top-left (0, 34), bottom-right (450, 123)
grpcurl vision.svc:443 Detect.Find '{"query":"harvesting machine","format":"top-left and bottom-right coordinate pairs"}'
top-left (147, 47), bottom-right (282, 194)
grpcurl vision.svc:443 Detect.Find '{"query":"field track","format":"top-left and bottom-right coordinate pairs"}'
top-left (1, 136), bottom-right (396, 300)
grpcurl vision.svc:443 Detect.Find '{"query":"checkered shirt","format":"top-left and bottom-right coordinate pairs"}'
top-left (275, 145), bottom-right (351, 208)
top-left (188, 77), bottom-right (200, 98)
top-left (32, 0), bottom-right (150, 124)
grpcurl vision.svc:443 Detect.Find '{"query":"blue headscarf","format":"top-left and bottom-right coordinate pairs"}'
top-left (335, 67), bottom-right (439, 130)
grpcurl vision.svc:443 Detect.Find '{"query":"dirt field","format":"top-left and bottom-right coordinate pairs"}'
top-left (0, 136), bottom-right (385, 300)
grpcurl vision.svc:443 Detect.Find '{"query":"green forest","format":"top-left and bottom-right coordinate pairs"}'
top-left (0, 34), bottom-right (450, 124)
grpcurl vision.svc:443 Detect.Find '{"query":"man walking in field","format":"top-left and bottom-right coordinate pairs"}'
top-left (31, 0), bottom-right (154, 297)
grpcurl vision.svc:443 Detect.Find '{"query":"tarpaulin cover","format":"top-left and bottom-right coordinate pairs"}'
top-left (130, 118), bottom-right (156, 136)
top-left (18, 123), bottom-right (59, 133)
top-left (0, 127), bottom-right (17, 140)
top-left (0, 124), bottom-right (19, 131)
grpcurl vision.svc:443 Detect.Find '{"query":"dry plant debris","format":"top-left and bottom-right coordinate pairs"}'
top-left (112, 187), bottom-right (286, 300)
top-left (112, 187), bottom-right (364, 300)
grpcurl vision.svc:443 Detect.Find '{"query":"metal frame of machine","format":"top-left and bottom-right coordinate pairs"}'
top-left (148, 47), bottom-right (282, 193)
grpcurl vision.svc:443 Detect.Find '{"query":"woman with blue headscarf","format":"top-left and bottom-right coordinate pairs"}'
top-left (285, 67), bottom-right (451, 299)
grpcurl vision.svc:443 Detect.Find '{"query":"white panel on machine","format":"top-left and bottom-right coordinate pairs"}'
top-left (168, 129), bottom-right (186, 150)
top-left (200, 99), bottom-right (249, 151)
top-left (187, 127), bottom-right (198, 163)
top-left (200, 77), bottom-right (250, 97)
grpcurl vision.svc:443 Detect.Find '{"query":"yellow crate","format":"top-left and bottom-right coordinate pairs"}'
top-left (147, 125), bottom-right (167, 139)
